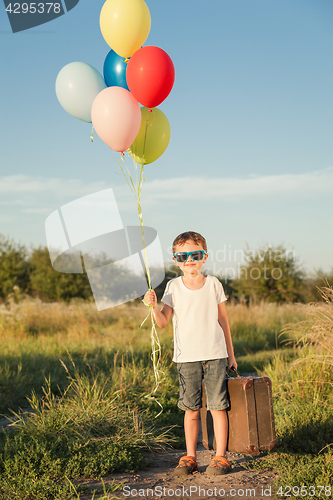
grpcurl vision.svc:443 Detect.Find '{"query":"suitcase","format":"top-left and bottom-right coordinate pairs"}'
top-left (200, 371), bottom-right (276, 454)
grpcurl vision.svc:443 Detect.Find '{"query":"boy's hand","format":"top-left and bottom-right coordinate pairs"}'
top-left (144, 290), bottom-right (157, 307)
top-left (227, 355), bottom-right (237, 372)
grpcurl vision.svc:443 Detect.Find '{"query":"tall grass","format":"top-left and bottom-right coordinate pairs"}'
top-left (0, 297), bottom-right (169, 414)
top-left (0, 296), bottom-right (307, 349)
top-left (246, 286), bottom-right (333, 498)
top-left (0, 294), bottom-right (323, 499)
top-left (0, 358), bottom-right (174, 500)
top-left (227, 301), bottom-right (308, 354)
top-left (0, 297), bottom-right (306, 414)
top-left (263, 286), bottom-right (333, 404)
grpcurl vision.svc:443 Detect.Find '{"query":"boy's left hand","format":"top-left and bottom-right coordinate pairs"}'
top-left (227, 355), bottom-right (237, 372)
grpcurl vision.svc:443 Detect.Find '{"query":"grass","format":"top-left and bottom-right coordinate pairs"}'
top-left (227, 300), bottom-right (308, 352)
top-left (0, 356), bottom-right (174, 500)
top-left (244, 286), bottom-right (333, 498)
top-left (0, 293), bottom-right (332, 498)
top-left (0, 297), bottom-right (169, 414)
top-left (0, 297), bottom-right (307, 414)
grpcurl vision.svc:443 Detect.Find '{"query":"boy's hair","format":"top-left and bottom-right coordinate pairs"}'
top-left (172, 231), bottom-right (207, 254)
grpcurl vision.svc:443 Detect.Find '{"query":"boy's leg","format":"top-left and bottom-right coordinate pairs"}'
top-left (204, 359), bottom-right (231, 475)
top-left (184, 409), bottom-right (200, 460)
top-left (210, 409), bottom-right (228, 457)
top-left (174, 362), bottom-right (202, 475)
top-left (206, 409), bottom-right (231, 474)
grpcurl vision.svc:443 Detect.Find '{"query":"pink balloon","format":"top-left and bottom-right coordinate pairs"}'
top-left (91, 87), bottom-right (141, 152)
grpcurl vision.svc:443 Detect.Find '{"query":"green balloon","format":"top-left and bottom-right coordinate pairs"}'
top-left (129, 107), bottom-right (171, 165)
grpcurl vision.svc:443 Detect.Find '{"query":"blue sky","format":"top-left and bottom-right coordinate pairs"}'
top-left (1, 0), bottom-right (332, 276)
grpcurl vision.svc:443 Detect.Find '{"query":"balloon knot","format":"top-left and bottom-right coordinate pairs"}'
top-left (121, 152), bottom-right (125, 156)
top-left (148, 108), bottom-right (152, 113)
top-left (124, 58), bottom-right (129, 63)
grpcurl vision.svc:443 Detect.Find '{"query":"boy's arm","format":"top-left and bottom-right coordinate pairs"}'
top-left (218, 301), bottom-right (237, 370)
top-left (144, 290), bottom-right (173, 328)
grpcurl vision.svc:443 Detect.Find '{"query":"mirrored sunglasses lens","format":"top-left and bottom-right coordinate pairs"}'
top-left (192, 251), bottom-right (203, 260)
top-left (177, 253), bottom-right (188, 262)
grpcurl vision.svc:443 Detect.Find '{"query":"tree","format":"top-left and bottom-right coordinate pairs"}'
top-left (0, 235), bottom-right (31, 299)
top-left (230, 244), bottom-right (307, 303)
top-left (29, 246), bottom-right (92, 302)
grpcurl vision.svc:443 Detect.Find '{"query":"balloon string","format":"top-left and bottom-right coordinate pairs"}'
top-left (140, 306), bottom-right (164, 417)
top-left (141, 113), bottom-right (150, 167)
top-left (113, 129), bottom-right (165, 416)
top-left (134, 152), bottom-right (165, 416)
top-left (90, 126), bottom-right (94, 142)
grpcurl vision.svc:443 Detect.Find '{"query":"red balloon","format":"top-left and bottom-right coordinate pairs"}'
top-left (126, 46), bottom-right (175, 108)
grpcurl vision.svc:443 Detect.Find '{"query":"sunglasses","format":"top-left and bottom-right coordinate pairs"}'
top-left (173, 250), bottom-right (207, 263)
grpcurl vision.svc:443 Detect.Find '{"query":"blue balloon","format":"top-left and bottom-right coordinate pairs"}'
top-left (103, 50), bottom-right (129, 90)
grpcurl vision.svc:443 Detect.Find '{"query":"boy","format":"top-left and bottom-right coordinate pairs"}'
top-left (144, 231), bottom-right (237, 476)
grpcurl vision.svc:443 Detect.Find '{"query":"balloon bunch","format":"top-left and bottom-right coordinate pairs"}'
top-left (55, 0), bottom-right (175, 415)
top-left (55, 0), bottom-right (174, 164)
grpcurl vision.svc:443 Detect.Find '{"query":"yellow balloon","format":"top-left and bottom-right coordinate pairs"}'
top-left (100, 0), bottom-right (151, 59)
top-left (129, 107), bottom-right (171, 165)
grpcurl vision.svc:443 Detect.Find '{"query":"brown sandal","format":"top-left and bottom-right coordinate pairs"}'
top-left (174, 456), bottom-right (198, 476)
top-left (206, 455), bottom-right (231, 475)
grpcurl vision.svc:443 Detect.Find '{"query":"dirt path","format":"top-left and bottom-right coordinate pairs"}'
top-left (78, 427), bottom-right (278, 500)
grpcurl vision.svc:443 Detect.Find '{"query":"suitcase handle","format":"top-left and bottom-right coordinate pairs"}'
top-left (226, 366), bottom-right (240, 378)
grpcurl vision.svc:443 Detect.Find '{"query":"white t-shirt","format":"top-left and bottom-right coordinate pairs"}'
top-left (161, 275), bottom-right (229, 363)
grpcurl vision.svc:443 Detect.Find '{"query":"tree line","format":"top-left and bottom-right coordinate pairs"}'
top-left (0, 234), bottom-right (331, 304)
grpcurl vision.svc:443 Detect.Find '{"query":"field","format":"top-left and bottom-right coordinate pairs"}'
top-left (0, 292), bottom-right (332, 499)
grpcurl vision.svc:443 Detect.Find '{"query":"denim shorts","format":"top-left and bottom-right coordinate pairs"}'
top-left (177, 358), bottom-right (229, 411)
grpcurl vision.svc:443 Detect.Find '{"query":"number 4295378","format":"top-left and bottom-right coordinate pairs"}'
top-left (277, 485), bottom-right (332, 497)
top-left (6, 3), bottom-right (61, 14)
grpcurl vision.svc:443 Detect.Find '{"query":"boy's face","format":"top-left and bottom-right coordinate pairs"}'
top-left (172, 239), bottom-right (208, 277)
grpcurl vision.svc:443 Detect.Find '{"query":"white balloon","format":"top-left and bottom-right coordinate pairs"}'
top-left (55, 62), bottom-right (106, 123)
